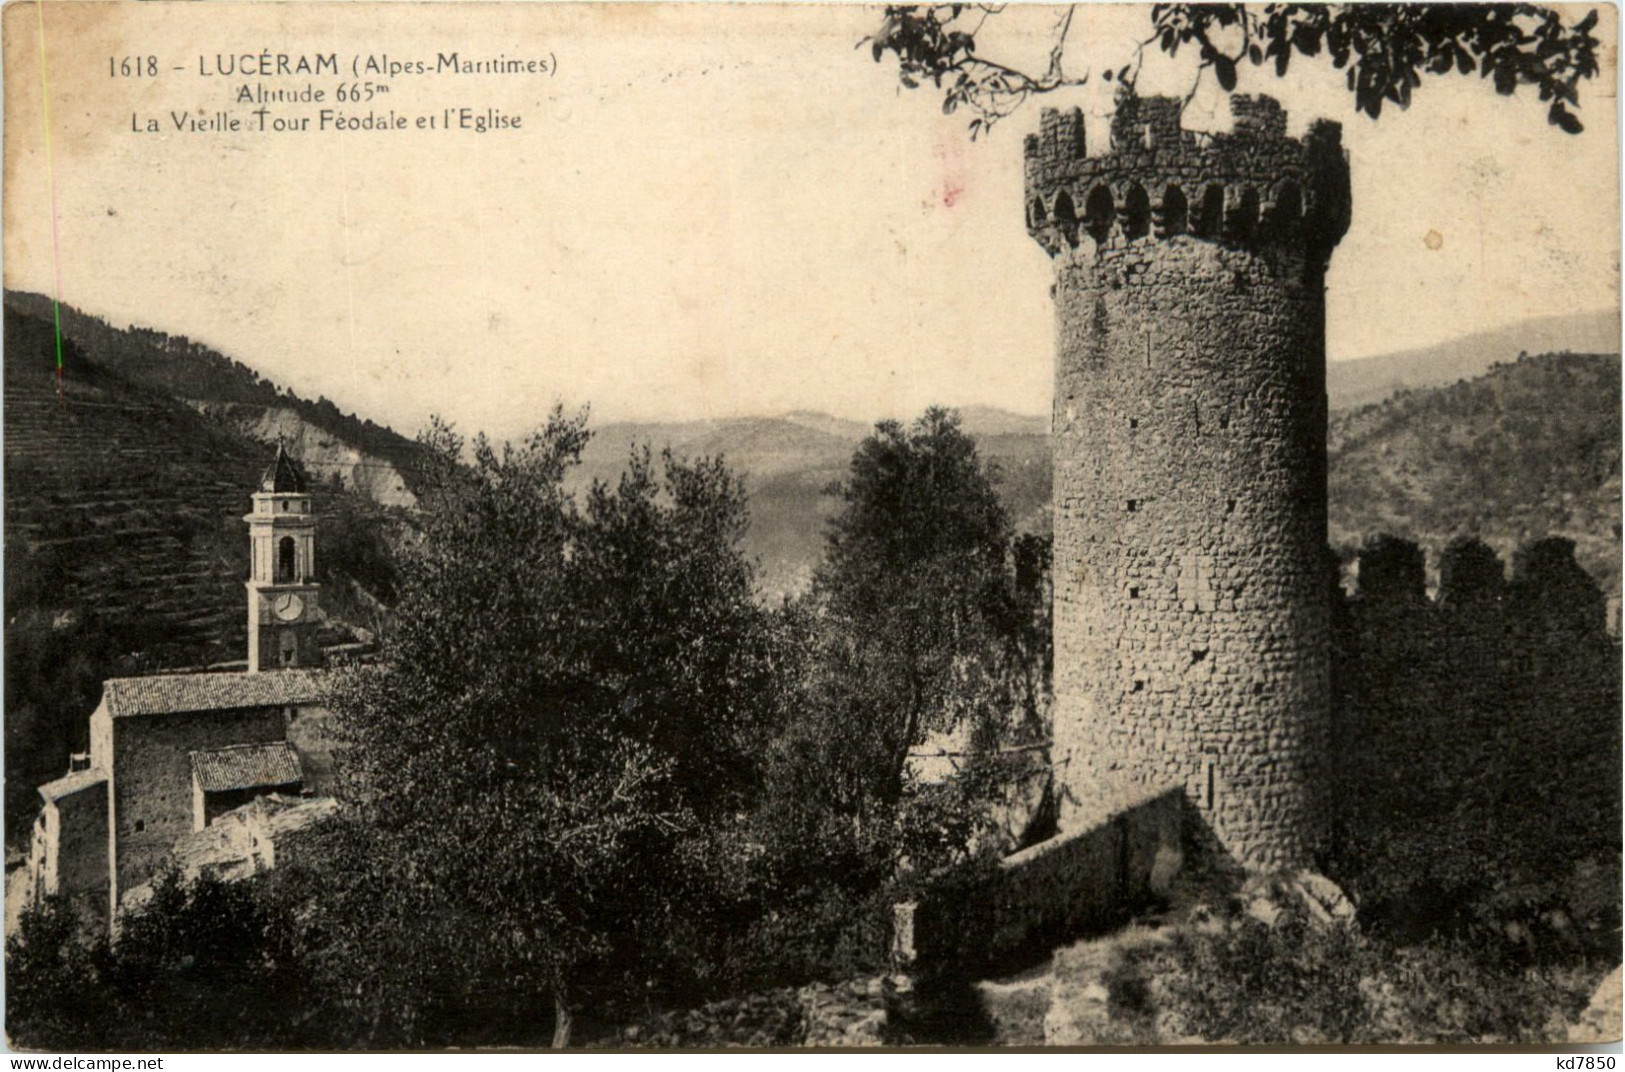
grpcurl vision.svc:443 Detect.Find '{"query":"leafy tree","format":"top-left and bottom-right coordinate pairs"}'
top-left (6, 874), bottom-right (324, 1051)
top-left (104, 871), bottom-right (323, 1049)
top-left (865, 4), bottom-right (1602, 136)
top-left (782, 408), bottom-right (1038, 826)
top-left (5, 897), bottom-right (112, 1050)
top-left (304, 409), bottom-right (780, 1047)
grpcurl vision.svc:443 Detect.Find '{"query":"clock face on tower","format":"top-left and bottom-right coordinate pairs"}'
top-left (273, 592), bottom-right (305, 622)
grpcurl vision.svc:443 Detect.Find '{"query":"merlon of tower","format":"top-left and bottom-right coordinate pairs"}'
top-left (1023, 90), bottom-right (1350, 262)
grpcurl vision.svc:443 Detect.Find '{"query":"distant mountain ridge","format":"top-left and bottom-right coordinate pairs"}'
top-left (574, 407), bottom-right (1051, 598)
top-left (582, 352), bottom-right (1619, 598)
top-left (1328, 309), bottom-right (1619, 410)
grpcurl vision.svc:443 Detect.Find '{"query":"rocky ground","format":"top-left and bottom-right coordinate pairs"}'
top-left (591, 976), bottom-right (894, 1048)
top-left (585, 864), bottom-right (1619, 1048)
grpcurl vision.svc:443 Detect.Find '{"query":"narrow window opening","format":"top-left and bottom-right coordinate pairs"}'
top-left (1052, 189), bottom-right (1077, 226)
top-left (1129, 586), bottom-right (1141, 600)
top-left (1196, 184), bottom-right (1225, 238)
top-left (1226, 499), bottom-right (1237, 515)
top-left (1252, 681), bottom-right (1265, 697)
top-left (1204, 757), bottom-right (1218, 811)
top-left (1125, 499), bottom-right (1139, 513)
top-left (1268, 182), bottom-right (1303, 236)
top-left (134, 820), bottom-right (146, 833)
top-left (1226, 186), bottom-right (1261, 243)
top-left (281, 500), bottom-right (289, 512)
top-left (1129, 418), bottom-right (1139, 430)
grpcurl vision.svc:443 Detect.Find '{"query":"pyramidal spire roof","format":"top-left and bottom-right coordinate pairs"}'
top-left (259, 442), bottom-right (309, 494)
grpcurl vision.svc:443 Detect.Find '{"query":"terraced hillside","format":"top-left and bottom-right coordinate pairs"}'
top-left (4, 304), bottom-right (400, 844)
top-left (5, 290), bottom-right (429, 506)
top-left (5, 308), bottom-right (269, 661)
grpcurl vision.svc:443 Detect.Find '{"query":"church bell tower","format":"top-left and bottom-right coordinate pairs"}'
top-left (245, 444), bottom-right (321, 673)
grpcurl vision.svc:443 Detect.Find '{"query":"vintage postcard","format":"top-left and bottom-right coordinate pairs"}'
top-left (2, 0), bottom-right (1620, 1054)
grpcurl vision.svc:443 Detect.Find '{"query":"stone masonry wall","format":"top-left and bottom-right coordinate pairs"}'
top-left (55, 779), bottom-right (110, 913)
top-left (109, 706), bottom-right (286, 906)
top-left (1330, 534), bottom-right (1622, 903)
top-left (1028, 90), bottom-right (1350, 870)
top-left (908, 786), bottom-right (1184, 976)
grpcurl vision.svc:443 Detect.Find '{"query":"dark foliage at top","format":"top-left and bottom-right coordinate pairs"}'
top-left (865, 3), bottom-right (1602, 136)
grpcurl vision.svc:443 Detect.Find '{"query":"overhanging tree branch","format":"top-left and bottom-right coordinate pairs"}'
top-left (865, 3), bottom-right (1603, 136)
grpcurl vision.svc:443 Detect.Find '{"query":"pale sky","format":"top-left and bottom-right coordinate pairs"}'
top-left (4, 3), bottom-right (1619, 442)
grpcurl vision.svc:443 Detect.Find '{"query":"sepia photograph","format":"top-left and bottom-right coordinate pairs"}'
top-left (1, 0), bottom-right (1620, 1053)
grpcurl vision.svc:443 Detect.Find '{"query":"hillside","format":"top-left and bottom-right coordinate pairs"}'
top-left (583, 354), bottom-right (1618, 600)
top-left (3, 302), bottom-right (401, 843)
top-left (1327, 309), bottom-right (1619, 410)
top-left (572, 409), bottom-right (1050, 598)
top-left (4, 291), bottom-right (429, 506)
top-left (1328, 351), bottom-right (1622, 591)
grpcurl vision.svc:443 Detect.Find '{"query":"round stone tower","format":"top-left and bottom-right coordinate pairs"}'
top-left (1027, 91), bottom-right (1350, 870)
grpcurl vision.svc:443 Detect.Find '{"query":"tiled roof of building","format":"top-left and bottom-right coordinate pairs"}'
top-left (38, 767), bottom-right (108, 803)
top-left (259, 443), bottom-right (309, 493)
top-left (190, 741), bottom-right (303, 793)
top-left (101, 669), bottom-right (330, 718)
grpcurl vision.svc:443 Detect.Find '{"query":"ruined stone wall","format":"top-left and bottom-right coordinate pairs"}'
top-left (1027, 92), bottom-right (1349, 870)
top-left (109, 707), bottom-right (286, 906)
top-left (1330, 535), bottom-right (1622, 900)
top-left (907, 786), bottom-right (1184, 975)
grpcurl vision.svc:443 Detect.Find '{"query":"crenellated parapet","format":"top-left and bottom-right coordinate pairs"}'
top-left (1330, 531), bottom-right (1620, 887)
top-left (1024, 89), bottom-right (1350, 262)
top-left (1343, 534), bottom-right (1612, 636)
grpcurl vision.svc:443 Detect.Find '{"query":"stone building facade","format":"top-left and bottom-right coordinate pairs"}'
top-left (1026, 91), bottom-right (1350, 869)
top-left (23, 766), bottom-right (109, 921)
top-left (90, 671), bottom-right (328, 913)
top-left (22, 446), bottom-right (337, 927)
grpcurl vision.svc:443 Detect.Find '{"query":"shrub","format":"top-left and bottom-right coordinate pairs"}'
top-left (1114, 896), bottom-right (1606, 1045)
